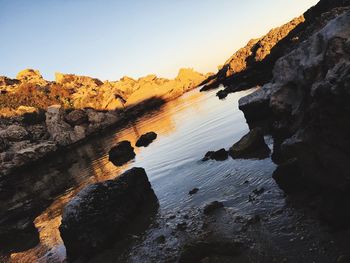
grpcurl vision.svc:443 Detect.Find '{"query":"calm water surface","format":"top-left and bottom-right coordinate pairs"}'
top-left (4, 88), bottom-right (280, 262)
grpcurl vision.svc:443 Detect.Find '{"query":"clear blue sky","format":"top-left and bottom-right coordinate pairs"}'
top-left (0, 0), bottom-right (319, 81)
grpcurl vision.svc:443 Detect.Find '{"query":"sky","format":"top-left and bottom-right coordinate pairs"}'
top-left (0, 0), bottom-right (319, 81)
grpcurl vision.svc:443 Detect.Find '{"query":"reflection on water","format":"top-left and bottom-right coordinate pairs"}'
top-left (1, 87), bottom-right (259, 262)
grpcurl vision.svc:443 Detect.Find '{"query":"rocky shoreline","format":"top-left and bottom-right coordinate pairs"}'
top-left (0, 68), bottom-right (207, 177)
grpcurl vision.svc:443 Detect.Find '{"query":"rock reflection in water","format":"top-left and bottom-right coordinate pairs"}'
top-left (1, 88), bottom-right (208, 262)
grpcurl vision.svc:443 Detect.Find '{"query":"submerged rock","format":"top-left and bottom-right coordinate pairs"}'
top-left (189, 188), bottom-right (199, 195)
top-left (108, 140), bottom-right (136, 166)
top-left (203, 201), bottom-right (224, 215)
top-left (135, 131), bottom-right (157, 147)
top-left (229, 128), bottom-right (270, 159)
top-left (59, 167), bottom-right (158, 260)
top-left (202, 149), bottom-right (228, 161)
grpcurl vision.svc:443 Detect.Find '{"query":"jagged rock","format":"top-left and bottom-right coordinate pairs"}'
top-left (202, 149), bottom-right (228, 161)
top-left (2, 125), bottom-right (29, 142)
top-left (59, 167), bottom-right (158, 260)
top-left (238, 9), bottom-right (350, 225)
top-left (229, 128), bottom-right (270, 159)
top-left (16, 69), bottom-right (43, 82)
top-left (65, 110), bottom-right (88, 126)
top-left (238, 85), bottom-right (272, 127)
top-left (135, 132), bottom-right (157, 147)
top-left (108, 140), bottom-right (136, 166)
top-left (201, 0), bottom-right (350, 94)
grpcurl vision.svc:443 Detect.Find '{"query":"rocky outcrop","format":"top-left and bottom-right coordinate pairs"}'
top-left (135, 131), bottom-right (157, 147)
top-left (229, 128), bottom-right (270, 159)
top-left (202, 149), bottom-right (228, 161)
top-left (239, 9), bottom-right (350, 224)
top-left (108, 140), bottom-right (136, 166)
top-left (201, 0), bottom-right (350, 95)
top-left (59, 167), bottom-right (158, 260)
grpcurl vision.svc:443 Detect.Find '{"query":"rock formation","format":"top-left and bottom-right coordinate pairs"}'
top-left (239, 8), bottom-right (350, 225)
top-left (59, 167), bottom-right (158, 260)
top-left (201, 0), bottom-right (350, 96)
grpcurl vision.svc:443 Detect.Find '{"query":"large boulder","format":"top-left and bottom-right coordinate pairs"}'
top-left (108, 140), bottom-right (136, 166)
top-left (135, 132), bottom-right (157, 147)
top-left (46, 105), bottom-right (86, 145)
top-left (229, 128), bottom-right (270, 159)
top-left (59, 167), bottom-right (158, 260)
top-left (238, 10), bottom-right (350, 226)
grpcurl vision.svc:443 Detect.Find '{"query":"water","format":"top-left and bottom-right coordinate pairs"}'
top-left (1, 87), bottom-right (348, 262)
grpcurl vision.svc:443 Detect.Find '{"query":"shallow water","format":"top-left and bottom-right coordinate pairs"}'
top-left (1, 87), bottom-right (349, 262)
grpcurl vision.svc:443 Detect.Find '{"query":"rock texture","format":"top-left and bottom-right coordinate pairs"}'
top-left (239, 9), bottom-right (350, 224)
top-left (201, 0), bottom-right (350, 95)
top-left (59, 167), bottom-right (158, 260)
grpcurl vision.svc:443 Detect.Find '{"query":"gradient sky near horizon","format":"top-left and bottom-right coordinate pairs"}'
top-left (0, 0), bottom-right (319, 81)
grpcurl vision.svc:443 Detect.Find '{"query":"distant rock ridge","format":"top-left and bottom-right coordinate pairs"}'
top-left (201, 0), bottom-right (350, 95)
top-left (0, 68), bottom-right (208, 115)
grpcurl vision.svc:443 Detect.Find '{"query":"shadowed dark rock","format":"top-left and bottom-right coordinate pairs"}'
top-left (203, 201), bottom-right (224, 215)
top-left (108, 140), bottom-right (135, 166)
top-left (59, 167), bottom-right (158, 260)
top-left (229, 128), bottom-right (270, 159)
top-left (65, 109), bottom-right (88, 126)
top-left (189, 188), bottom-right (199, 195)
top-left (202, 149), bottom-right (228, 161)
top-left (135, 131), bottom-right (157, 147)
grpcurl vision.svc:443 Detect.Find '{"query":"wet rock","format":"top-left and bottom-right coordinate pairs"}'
top-left (272, 158), bottom-right (305, 194)
top-left (216, 90), bottom-right (228, 100)
top-left (65, 109), bottom-right (88, 126)
top-left (178, 241), bottom-right (244, 263)
top-left (135, 131), bottom-right (157, 147)
top-left (108, 140), bottom-right (136, 166)
top-left (229, 128), bottom-right (270, 159)
top-left (203, 201), bottom-right (224, 215)
top-left (238, 85), bottom-right (272, 127)
top-left (59, 167), bottom-right (158, 260)
top-left (253, 187), bottom-right (265, 196)
top-left (189, 188), bottom-right (199, 195)
top-left (202, 149), bottom-right (228, 161)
